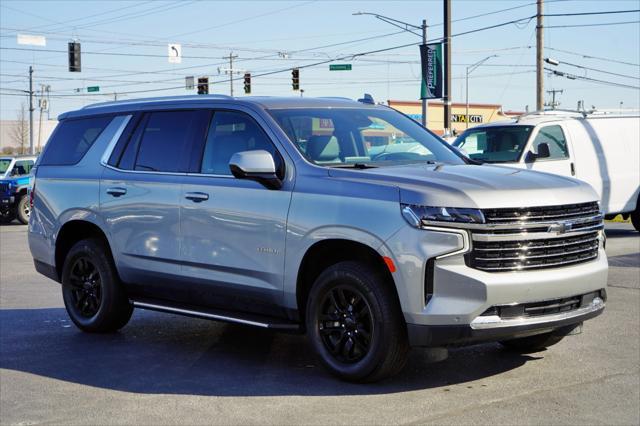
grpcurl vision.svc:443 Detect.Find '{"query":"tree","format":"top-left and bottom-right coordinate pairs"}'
top-left (8, 104), bottom-right (29, 155)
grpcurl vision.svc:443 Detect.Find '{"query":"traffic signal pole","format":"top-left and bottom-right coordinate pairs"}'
top-left (421, 19), bottom-right (427, 127)
top-left (443, 0), bottom-right (451, 136)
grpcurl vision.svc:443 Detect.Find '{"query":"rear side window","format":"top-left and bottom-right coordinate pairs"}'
top-left (40, 116), bottom-right (113, 165)
top-left (115, 110), bottom-right (209, 173)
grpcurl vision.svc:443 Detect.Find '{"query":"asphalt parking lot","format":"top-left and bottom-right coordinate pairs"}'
top-left (1, 222), bottom-right (638, 425)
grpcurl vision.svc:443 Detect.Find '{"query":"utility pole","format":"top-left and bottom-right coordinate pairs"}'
top-left (536, 0), bottom-right (544, 111)
top-left (443, 0), bottom-right (452, 136)
top-left (220, 52), bottom-right (239, 96)
top-left (545, 89), bottom-right (562, 110)
top-left (28, 66), bottom-right (34, 155)
top-left (421, 19), bottom-right (428, 127)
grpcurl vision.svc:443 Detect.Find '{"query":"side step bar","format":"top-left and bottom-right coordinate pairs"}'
top-left (132, 300), bottom-right (302, 331)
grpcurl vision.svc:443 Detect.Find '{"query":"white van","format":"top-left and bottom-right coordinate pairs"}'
top-left (452, 111), bottom-right (640, 230)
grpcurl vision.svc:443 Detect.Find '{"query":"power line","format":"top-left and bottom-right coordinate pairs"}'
top-left (545, 67), bottom-right (640, 90)
top-left (543, 9), bottom-right (640, 17)
top-left (546, 20), bottom-right (639, 28)
top-left (545, 47), bottom-right (640, 67)
top-left (551, 61), bottom-right (640, 80)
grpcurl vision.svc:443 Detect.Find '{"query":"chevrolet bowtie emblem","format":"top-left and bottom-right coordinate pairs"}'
top-left (549, 221), bottom-right (574, 234)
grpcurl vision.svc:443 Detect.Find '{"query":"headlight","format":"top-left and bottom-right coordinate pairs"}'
top-left (401, 204), bottom-right (485, 228)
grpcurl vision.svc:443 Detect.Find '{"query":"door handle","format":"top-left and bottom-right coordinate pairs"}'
top-left (106, 187), bottom-right (127, 197)
top-left (570, 162), bottom-right (576, 176)
top-left (185, 192), bottom-right (209, 202)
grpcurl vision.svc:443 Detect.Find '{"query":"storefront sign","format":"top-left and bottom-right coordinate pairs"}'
top-left (452, 114), bottom-right (483, 123)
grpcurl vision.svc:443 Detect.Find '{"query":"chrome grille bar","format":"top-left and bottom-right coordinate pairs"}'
top-left (466, 202), bottom-right (602, 272)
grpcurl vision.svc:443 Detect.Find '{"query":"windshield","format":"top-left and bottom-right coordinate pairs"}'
top-left (0, 159), bottom-right (12, 174)
top-left (268, 108), bottom-right (464, 167)
top-left (453, 125), bottom-right (533, 163)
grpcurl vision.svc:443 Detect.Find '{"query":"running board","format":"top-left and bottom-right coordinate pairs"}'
top-left (132, 300), bottom-right (301, 331)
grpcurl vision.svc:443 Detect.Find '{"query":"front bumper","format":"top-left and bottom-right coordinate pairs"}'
top-left (381, 224), bottom-right (609, 346)
top-left (407, 290), bottom-right (605, 346)
top-left (0, 195), bottom-right (15, 208)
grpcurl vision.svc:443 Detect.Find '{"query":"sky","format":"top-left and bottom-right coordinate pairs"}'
top-left (0, 0), bottom-right (639, 120)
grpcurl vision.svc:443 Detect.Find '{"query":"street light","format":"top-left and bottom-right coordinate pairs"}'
top-left (353, 12), bottom-right (428, 127)
top-left (465, 55), bottom-right (497, 129)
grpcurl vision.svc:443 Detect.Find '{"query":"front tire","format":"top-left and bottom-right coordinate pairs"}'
top-left (306, 261), bottom-right (409, 382)
top-left (61, 238), bottom-right (133, 333)
top-left (16, 194), bottom-right (30, 224)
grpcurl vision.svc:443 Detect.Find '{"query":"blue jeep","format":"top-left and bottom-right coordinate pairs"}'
top-left (0, 156), bottom-right (37, 224)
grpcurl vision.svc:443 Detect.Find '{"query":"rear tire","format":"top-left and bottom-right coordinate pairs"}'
top-left (499, 331), bottom-right (566, 353)
top-left (305, 261), bottom-right (409, 382)
top-left (61, 238), bottom-right (133, 333)
top-left (16, 194), bottom-right (30, 224)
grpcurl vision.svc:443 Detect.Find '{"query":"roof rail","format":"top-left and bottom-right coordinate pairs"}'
top-left (82, 94), bottom-right (233, 110)
top-left (515, 108), bottom-right (587, 122)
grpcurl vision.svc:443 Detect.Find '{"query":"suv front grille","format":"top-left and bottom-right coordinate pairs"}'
top-left (0, 182), bottom-right (9, 195)
top-left (467, 202), bottom-right (603, 272)
top-left (469, 231), bottom-right (600, 272)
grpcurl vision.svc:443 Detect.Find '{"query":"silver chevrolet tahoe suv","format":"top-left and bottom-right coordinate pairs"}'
top-left (29, 95), bottom-right (607, 382)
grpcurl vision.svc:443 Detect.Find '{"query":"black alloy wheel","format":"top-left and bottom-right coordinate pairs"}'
top-left (306, 261), bottom-right (409, 382)
top-left (318, 285), bottom-right (374, 363)
top-left (62, 238), bottom-right (133, 332)
top-left (67, 256), bottom-right (102, 318)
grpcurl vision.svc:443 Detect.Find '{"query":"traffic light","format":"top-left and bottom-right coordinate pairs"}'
top-left (292, 68), bottom-right (300, 91)
top-left (68, 42), bottom-right (81, 72)
top-left (197, 77), bottom-right (209, 95)
top-left (244, 73), bottom-right (251, 94)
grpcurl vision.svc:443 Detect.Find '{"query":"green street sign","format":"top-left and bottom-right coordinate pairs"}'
top-left (329, 64), bottom-right (352, 71)
top-left (87, 86), bottom-right (100, 92)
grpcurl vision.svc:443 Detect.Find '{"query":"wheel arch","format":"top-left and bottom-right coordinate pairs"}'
top-left (295, 238), bottom-right (399, 322)
top-left (54, 219), bottom-right (115, 282)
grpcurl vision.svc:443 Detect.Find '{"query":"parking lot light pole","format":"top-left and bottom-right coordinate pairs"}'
top-left (353, 12), bottom-right (428, 127)
top-left (465, 55), bottom-right (497, 130)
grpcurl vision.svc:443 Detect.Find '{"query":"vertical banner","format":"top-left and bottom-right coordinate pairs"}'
top-left (420, 43), bottom-right (443, 99)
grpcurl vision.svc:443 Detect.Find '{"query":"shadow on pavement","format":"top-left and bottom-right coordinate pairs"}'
top-left (0, 307), bottom-right (540, 396)
top-left (605, 227), bottom-right (637, 239)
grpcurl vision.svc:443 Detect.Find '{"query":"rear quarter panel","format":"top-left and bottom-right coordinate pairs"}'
top-left (28, 115), bottom-right (131, 267)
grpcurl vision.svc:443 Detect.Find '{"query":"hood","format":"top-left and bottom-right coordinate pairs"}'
top-left (328, 163), bottom-right (598, 209)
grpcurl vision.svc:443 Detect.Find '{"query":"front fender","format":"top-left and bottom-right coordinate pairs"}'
top-left (282, 224), bottom-right (404, 310)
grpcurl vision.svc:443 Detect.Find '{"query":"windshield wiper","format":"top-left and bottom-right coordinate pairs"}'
top-left (328, 163), bottom-right (378, 169)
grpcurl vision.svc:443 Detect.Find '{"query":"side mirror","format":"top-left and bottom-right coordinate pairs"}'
top-left (229, 150), bottom-right (282, 190)
top-left (536, 143), bottom-right (551, 159)
top-left (526, 142), bottom-right (551, 162)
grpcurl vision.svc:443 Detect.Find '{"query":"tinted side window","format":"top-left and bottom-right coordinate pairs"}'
top-left (133, 111), bottom-right (209, 173)
top-left (532, 125), bottom-right (569, 159)
top-left (13, 160), bottom-right (34, 175)
top-left (40, 116), bottom-right (113, 165)
top-left (200, 111), bottom-right (283, 177)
